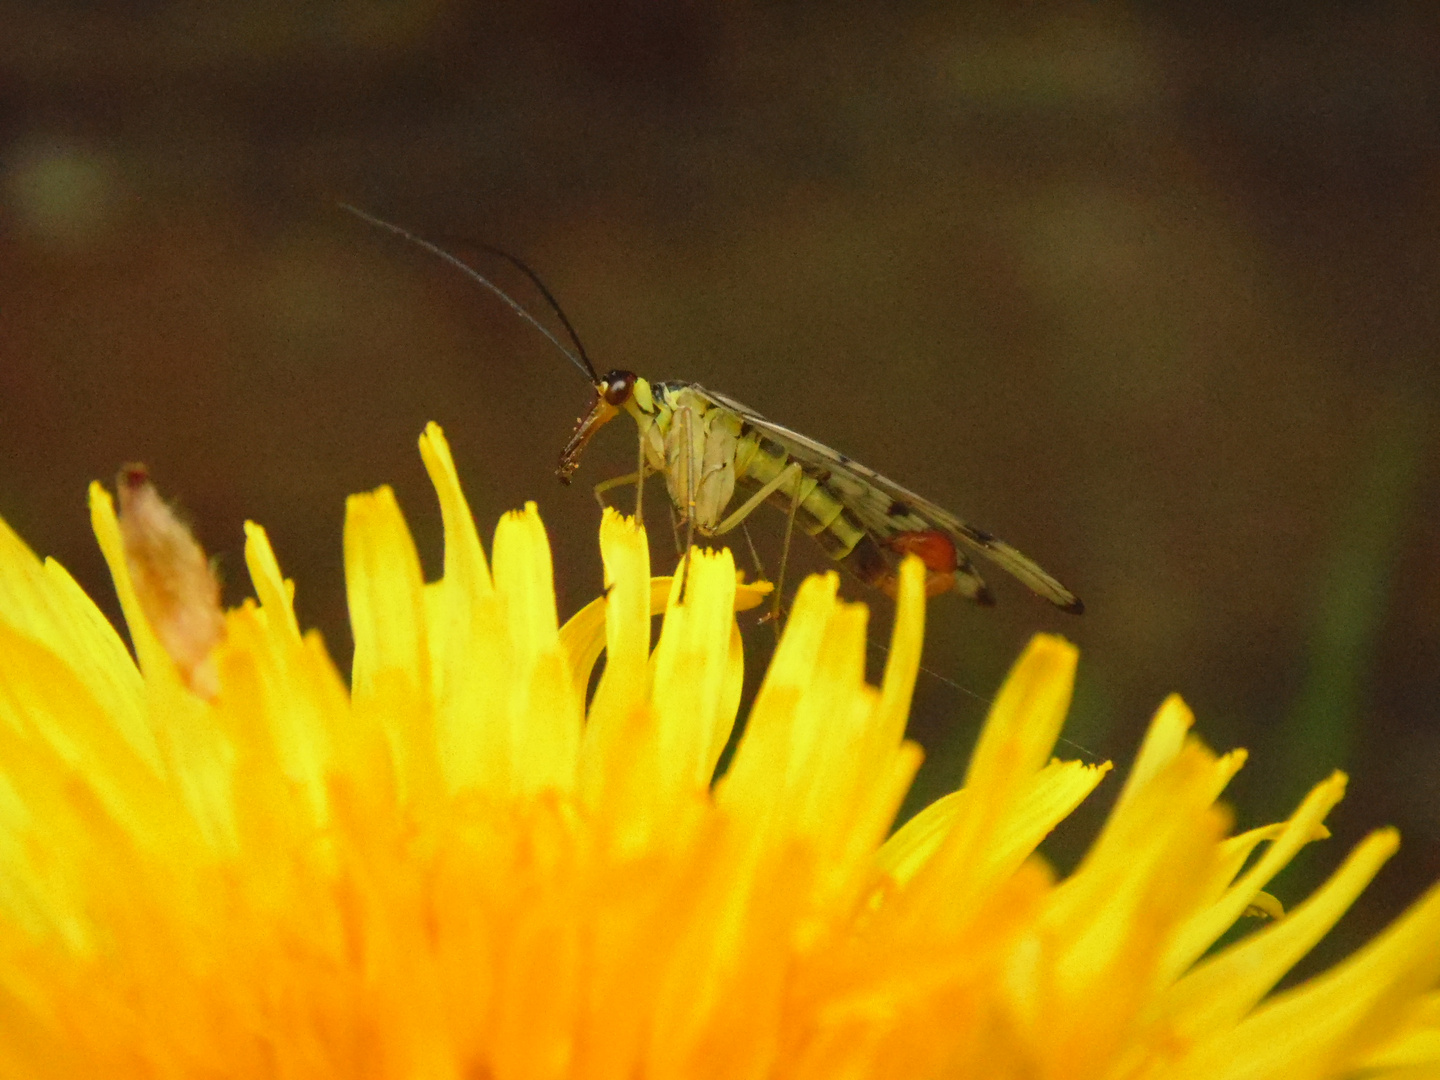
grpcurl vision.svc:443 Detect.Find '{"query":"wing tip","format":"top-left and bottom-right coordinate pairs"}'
top-left (1056, 595), bottom-right (1085, 616)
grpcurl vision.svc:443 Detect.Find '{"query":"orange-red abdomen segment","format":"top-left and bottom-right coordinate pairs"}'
top-left (885, 530), bottom-right (958, 574)
top-left (883, 530), bottom-right (960, 598)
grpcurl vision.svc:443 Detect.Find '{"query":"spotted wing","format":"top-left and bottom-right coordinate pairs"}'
top-left (693, 385), bottom-right (1083, 613)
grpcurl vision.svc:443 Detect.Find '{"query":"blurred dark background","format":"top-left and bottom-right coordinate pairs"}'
top-left (1, 2), bottom-right (1436, 977)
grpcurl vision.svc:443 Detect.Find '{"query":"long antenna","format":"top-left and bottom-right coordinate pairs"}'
top-left (338, 203), bottom-right (599, 383)
top-left (459, 239), bottom-right (597, 383)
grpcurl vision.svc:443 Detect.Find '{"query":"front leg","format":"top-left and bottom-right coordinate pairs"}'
top-left (594, 470), bottom-right (645, 512)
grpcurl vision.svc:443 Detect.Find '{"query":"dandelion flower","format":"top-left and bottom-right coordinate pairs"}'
top-left (0, 421), bottom-right (1435, 1080)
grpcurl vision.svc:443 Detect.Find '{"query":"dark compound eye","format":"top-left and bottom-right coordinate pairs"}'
top-left (601, 370), bottom-right (636, 406)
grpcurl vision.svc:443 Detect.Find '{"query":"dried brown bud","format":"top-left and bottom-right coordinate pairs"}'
top-left (116, 464), bottom-right (226, 699)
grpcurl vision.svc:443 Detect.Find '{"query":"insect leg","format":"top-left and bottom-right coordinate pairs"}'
top-left (633, 427), bottom-right (647, 523)
top-left (711, 461), bottom-right (805, 537)
top-left (739, 521), bottom-right (767, 584)
top-left (707, 459), bottom-right (804, 630)
top-left (594, 471), bottom-right (643, 512)
top-left (769, 462), bottom-right (805, 631)
top-left (667, 500), bottom-right (684, 555)
top-left (677, 406), bottom-right (697, 601)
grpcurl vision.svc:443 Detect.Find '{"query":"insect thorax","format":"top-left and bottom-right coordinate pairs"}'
top-left (645, 384), bottom-right (743, 533)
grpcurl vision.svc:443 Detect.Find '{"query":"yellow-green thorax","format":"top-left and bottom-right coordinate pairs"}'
top-left (628, 379), bottom-right (869, 561)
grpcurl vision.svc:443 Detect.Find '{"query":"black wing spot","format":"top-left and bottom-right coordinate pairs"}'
top-left (888, 500), bottom-right (912, 518)
top-left (963, 526), bottom-right (996, 546)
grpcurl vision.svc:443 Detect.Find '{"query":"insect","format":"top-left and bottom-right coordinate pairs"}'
top-left (342, 205), bottom-right (1082, 614)
top-left (557, 373), bottom-right (1081, 612)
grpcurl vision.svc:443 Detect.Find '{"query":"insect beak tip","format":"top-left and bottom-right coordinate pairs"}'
top-left (557, 396), bottom-right (621, 482)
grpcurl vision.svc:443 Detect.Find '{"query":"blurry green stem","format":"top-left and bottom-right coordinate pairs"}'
top-left (1279, 398), bottom-right (1427, 812)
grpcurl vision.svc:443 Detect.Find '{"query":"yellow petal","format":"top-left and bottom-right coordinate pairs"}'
top-left (235, 521), bottom-right (334, 825)
top-left (0, 424), bottom-right (1433, 1080)
top-left (1245, 891), bottom-right (1285, 920)
top-left (1161, 828), bottom-right (1400, 1044)
top-left (1165, 772), bottom-right (1349, 978)
top-left (717, 570), bottom-right (844, 819)
top-left (1008, 744), bottom-right (1231, 1071)
top-left (1356, 990), bottom-right (1440, 1070)
top-left (877, 758), bottom-right (1111, 888)
top-left (491, 503), bottom-right (582, 795)
top-left (344, 484), bottom-right (433, 803)
top-left (418, 424), bottom-right (518, 797)
top-left (904, 634), bottom-right (1078, 928)
top-left (577, 508), bottom-right (656, 805)
top-left (0, 512), bottom-right (153, 769)
top-left (1177, 870), bottom-right (1440, 1080)
top-left (875, 555), bottom-right (925, 748)
top-left (93, 482), bottom-right (238, 851)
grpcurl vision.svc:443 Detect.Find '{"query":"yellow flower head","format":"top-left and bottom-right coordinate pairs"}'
top-left (0, 422), bottom-right (1435, 1079)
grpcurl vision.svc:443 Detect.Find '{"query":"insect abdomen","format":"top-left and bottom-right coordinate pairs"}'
top-left (732, 429), bottom-right (972, 601)
top-left (734, 430), bottom-right (869, 557)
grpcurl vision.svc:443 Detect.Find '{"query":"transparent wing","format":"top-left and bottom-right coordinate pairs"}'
top-left (693, 385), bottom-right (1083, 612)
